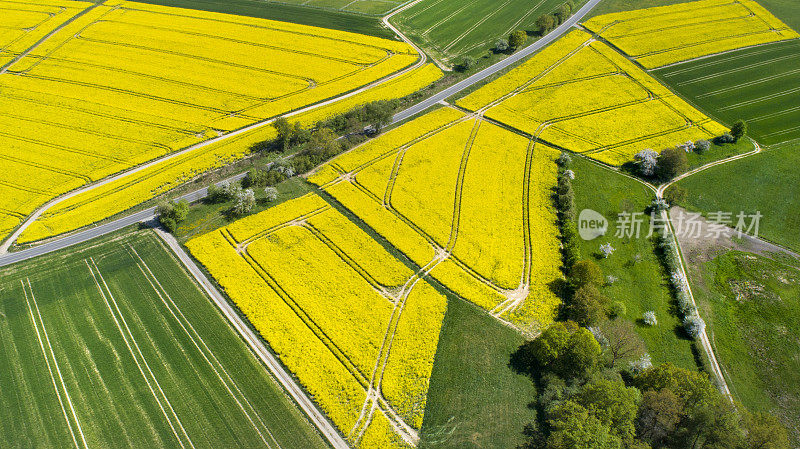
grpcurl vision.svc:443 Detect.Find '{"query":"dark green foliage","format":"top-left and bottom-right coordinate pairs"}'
top-left (546, 400), bottom-right (621, 449)
top-left (636, 389), bottom-right (682, 447)
top-left (574, 379), bottom-right (641, 442)
top-left (157, 199), bottom-right (189, 232)
top-left (569, 285), bottom-right (607, 327)
top-left (730, 120), bottom-right (748, 142)
top-left (509, 29), bottom-right (528, 48)
top-left (536, 14), bottom-right (556, 33)
top-left (458, 56), bottom-right (477, 72)
top-left (656, 147), bottom-right (688, 180)
top-left (569, 259), bottom-right (604, 288)
top-left (608, 301), bottom-right (626, 319)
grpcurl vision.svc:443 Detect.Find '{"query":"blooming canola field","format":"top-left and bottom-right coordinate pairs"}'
top-left (189, 107), bottom-right (564, 445)
top-left (308, 107), bottom-right (563, 332)
top-left (583, 0), bottom-right (800, 69)
top-left (188, 194), bottom-right (447, 448)
top-left (0, 0), bottom-right (419, 243)
top-left (457, 30), bottom-right (728, 166)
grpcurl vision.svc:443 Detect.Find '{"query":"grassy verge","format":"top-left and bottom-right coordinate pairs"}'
top-left (571, 157), bottom-right (698, 369)
top-left (690, 251), bottom-right (800, 445)
top-left (174, 176), bottom-right (313, 243)
top-left (419, 298), bottom-right (536, 448)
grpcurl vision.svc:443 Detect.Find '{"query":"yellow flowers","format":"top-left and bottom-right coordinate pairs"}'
top-left (188, 194), bottom-right (447, 447)
top-left (457, 30), bottom-right (725, 166)
top-left (310, 107), bottom-right (563, 331)
top-left (3, 0), bottom-right (425, 244)
top-left (583, 0), bottom-right (800, 68)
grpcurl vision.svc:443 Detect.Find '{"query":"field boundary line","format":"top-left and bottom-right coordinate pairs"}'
top-left (0, 1), bottom-right (100, 75)
top-left (153, 228), bottom-right (351, 449)
top-left (0, 12), bottom-right (428, 254)
top-left (125, 245), bottom-right (281, 449)
top-left (85, 258), bottom-right (195, 449)
top-left (21, 279), bottom-right (85, 449)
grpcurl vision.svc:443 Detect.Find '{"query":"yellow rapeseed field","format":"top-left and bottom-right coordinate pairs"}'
top-left (3, 0), bottom-right (424, 244)
top-left (457, 30), bottom-right (726, 166)
top-left (309, 108), bottom-right (563, 331)
top-left (187, 193), bottom-right (447, 447)
top-left (583, 0), bottom-right (800, 68)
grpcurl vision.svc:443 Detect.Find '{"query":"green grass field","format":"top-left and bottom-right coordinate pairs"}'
top-left (691, 251), bottom-right (800, 445)
top-left (671, 145), bottom-right (800, 253)
top-left (129, 0), bottom-right (395, 38)
top-left (654, 39), bottom-right (800, 148)
top-left (419, 298), bottom-right (536, 448)
top-left (0, 230), bottom-right (326, 448)
top-left (391, 0), bottom-right (566, 64)
top-left (572, 157), bottom-right (698, 370)
top-left (269, 0), bottom-right (408, 15)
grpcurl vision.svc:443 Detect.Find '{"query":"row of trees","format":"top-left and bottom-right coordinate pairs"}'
top-left (156, 100), bottom-right (401, 232)
top-left (633, 120), bottom-right (748, 181)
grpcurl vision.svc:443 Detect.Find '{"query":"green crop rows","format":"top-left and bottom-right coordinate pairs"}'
top-left (0, 230), bottom-right (325, 448)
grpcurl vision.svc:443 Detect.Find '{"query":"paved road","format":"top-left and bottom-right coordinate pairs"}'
top-left (0, 0), bottom-right (601, 268)
top-left (154, 228), bottom-right (350, 449)
top-left (392, 0), bottom-right (604, 123)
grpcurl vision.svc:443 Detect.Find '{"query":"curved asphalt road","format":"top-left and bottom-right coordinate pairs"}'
top-left (0, 0), bottom-right (602, 269)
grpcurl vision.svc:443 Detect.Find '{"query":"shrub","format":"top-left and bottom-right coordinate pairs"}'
top-left (730, 120), bottom-right (747, 141)
top-left (570, 259), bottom-right (604, 287)
top-left (608, 301), bottom-right (626, 319)
top-left (233, 188), bottom-right (255, 215)
top-left (656, 147), bottom-right (688, 180)
top-left (459, 56), bottom-right (476, 72)
top-left (715, 133), bottom-right (735, 144)
top-left (557, 152), bottom-right (572, 167)
top-left (605, 275), bottom-right (618, 286)
top-left (628, 353), bottom-right (652, 375)
top-left (695, 139), bottom-right (711, 153)
top-left (664, 185), bottom-right (687, 206)
top-left (643, 311), bottom-right (657, 326)
top-left (509, 30), bottom-right (527, 49)
top-left (494, 38), bottom-right (509, 52)
top-left (157, 199), bottom-right (189, 233)
top-left (569, 285), bottom-right (607, 327)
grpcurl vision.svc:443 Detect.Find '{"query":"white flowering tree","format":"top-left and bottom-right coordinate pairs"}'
top-left (643, 311), bottom-right (657, 326)
top-left (599, 243), bottom-right (615, 258)
top-left (629, 353), bottom-right (652, 374)
top-left (634, 149), bottom-right (658, 177)
top-left (684, 312), bottom-right (706, 339)
top-left (234, 188), bottom-right (256, 215)
top-left (263, 187), bottom-right (278, 202)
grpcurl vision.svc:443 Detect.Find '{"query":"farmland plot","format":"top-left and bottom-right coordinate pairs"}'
top-left (390, 0), bottom-right (566, 64)
top-left (188, 194), bottom-right (447, 448)
top-left (457, 30), bottom-right (727, 166)
top-left (265, 0), bottom-right (410, 15)
top-left (0, 0), bottom-right (418, 243)
top-left (0, 0), bottom-right (92, 67)
top-left (308, 107), bottom-right (563, 332)
top-left (583, 0), bottom-right (799, 69)
top-left (0, 230), bottom-right (326, 448)
top-left (654, 39), bottom-right (800, 147)
top-left (18, 62), bottom-right (442, 244)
